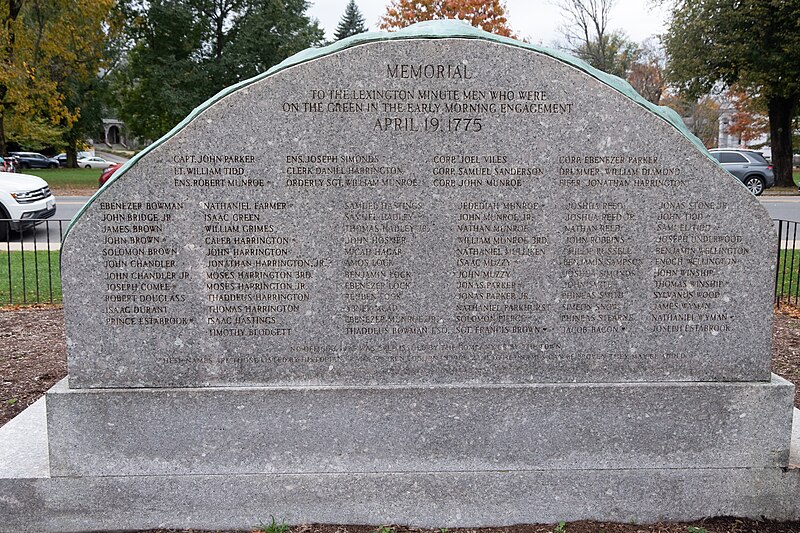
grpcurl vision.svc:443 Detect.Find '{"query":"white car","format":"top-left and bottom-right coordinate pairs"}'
top-left (55, 151), bottom-right (93, 167)
top-left (78, 156), bottom-right (114, 169)
top-left (0, 171), bottom-right (57, 240)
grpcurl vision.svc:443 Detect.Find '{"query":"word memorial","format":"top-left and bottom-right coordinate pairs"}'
top-left (0, 21), bottom-right (797, 532)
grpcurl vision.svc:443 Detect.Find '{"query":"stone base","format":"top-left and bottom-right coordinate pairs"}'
top-left (0, 380), bottom-right (798, 532)
top-left (3, 465), bottom-right (800, 532)
top-left (47, 377), bottom-right (795, 476)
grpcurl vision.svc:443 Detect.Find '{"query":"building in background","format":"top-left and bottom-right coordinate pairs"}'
top-left (98, 119), bottom-right (143, 151)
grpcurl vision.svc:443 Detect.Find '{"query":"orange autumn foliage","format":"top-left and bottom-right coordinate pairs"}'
top-left (726, 86), bottom-right (769, 145)
top-left (379, 0), bottom-right (515, 37)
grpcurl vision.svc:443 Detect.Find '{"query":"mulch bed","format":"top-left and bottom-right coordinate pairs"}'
top-left (774, 305), bottom-right (800, 406)
top-left (1, 306), bottom-right (799, 533)
top-left (52, 187), bottom-right (99, 196)
top-left (0, 305), bottom-right (67, 424)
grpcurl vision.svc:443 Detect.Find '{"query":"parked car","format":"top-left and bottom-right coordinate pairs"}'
top-left (99, 163), bottom-right (122, 187)
top-left (0, 171), bottom-right (57, 240)
top-left (708, 149), bottom-right (775, 196)
top-left (9, 152), bottom-right (59, 169)
top-left (78, 156), bottom-right (114, 169)
top-left (55, 151), bottom-right (93, 167)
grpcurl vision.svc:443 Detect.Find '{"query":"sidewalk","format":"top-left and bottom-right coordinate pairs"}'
top-left (3, 242), bottom-right (61, 252)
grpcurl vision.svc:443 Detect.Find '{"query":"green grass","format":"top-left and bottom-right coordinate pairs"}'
top-left (255, 517), bottom-right (290, 533)
top-left (793, 170), bottom-right (800, 186)
top-left (0, 250), bottom-right (62, 305)
top-left (776, 248), bottom-right (800, 302)
top-left (24, 168), bottom-right (101, 191)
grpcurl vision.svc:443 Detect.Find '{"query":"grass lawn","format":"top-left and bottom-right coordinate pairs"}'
top-left (0, 250), bottom-right (62, 305)
top-left (24, 168), bottom-right (101, 192)
top-left (776, 248), bottom-right (800, 303)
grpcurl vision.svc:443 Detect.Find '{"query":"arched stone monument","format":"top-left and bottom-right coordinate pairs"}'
top-left (1, 20), bottom-right (797, 532)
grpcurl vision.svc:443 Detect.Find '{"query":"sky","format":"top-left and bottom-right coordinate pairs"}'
top-left (307, 0), bottom-right (670, 47)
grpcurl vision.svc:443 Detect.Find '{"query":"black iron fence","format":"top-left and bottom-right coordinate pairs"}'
top-left (2, 218), bottom-right (800, 307)
top-left (775, 219), bottom-right (800, 306)
top-left (1, 219), bottom-right (67, 305)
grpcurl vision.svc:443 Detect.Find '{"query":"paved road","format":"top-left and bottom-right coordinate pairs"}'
top-left (760, 196), bottom-right (800, 222)
top-left (3, 151), bottom-right (132, 248)
top-left (2, 196), bottom-right (90, 250)
top-left (95, 150), bottom-right (130, 165)
top-left (54, 195), bottom-right (92, 221)
top-left (6, 194), bottom-right (800, 250)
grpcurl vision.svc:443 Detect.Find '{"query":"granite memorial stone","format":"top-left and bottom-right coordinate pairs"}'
top-left (62, 31), bottom-right (775, 389)
top-left (0, 21), bottom-right (797, 532)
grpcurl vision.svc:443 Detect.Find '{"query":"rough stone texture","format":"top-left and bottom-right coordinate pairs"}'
top-left (4, 413), bottom-right (800, 533)
top-left (1, 399), bottom-right (799, 533)
top-left (61, 36), bottom-right (776, 388)
top-left (46, 376), bottom-right (795, 477)
top-left (792, 408), bottom-right (800, 467)
top-left (8, 469), bottom-right (800, 533)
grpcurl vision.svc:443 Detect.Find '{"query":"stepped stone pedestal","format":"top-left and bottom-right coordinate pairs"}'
top-left (1, 390), bottom-right (799, 531)
top-left (1, 21), bottom-right (798, 532)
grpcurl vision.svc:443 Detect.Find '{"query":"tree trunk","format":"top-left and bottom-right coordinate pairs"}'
top-left (768, 95), bottom-right (798, 188)
top-left (1, 0), bottom-right (25, 157)
top-left (0, 105), bottom-right (6, 156)
top-left (66, 143), bottom-right (78, 168)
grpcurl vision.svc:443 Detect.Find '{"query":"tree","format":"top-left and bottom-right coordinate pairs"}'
top-left (626, 38), bottom-right (665, 105)
top-left (574, 30), bottom-right (639, 78)
top-left (114, 0), bottom-right (324, 141)
top-left (627, 62), bottom-right (662, 104)
top-left (664, 0), bottom-right (800, 187)
top-left (51, 0), bottom-right (119, 166)
top-left (0, 0), bottom-right (26, 155)
top-left (334, 0), bottom-right (367, 41)
top-left (60, 71), bottom-right (114, 168)
top-left (0, 0), bottom-right (115, 155)
top-left (223, 0), bottom-right (325, 82)
top-left (379, 0), bottom-right (515, 37)
top-left (661, 93), bottom-right (721, 148)
top-left (112, 0), bottom-right (206, 142)
top-left (556, 0), bottom-right (640, 77)
top-left (724, 86), bottom-right (769, 147)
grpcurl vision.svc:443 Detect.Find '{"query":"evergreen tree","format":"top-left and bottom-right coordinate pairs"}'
top-left (334, 0), bottom-right (367, 41)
